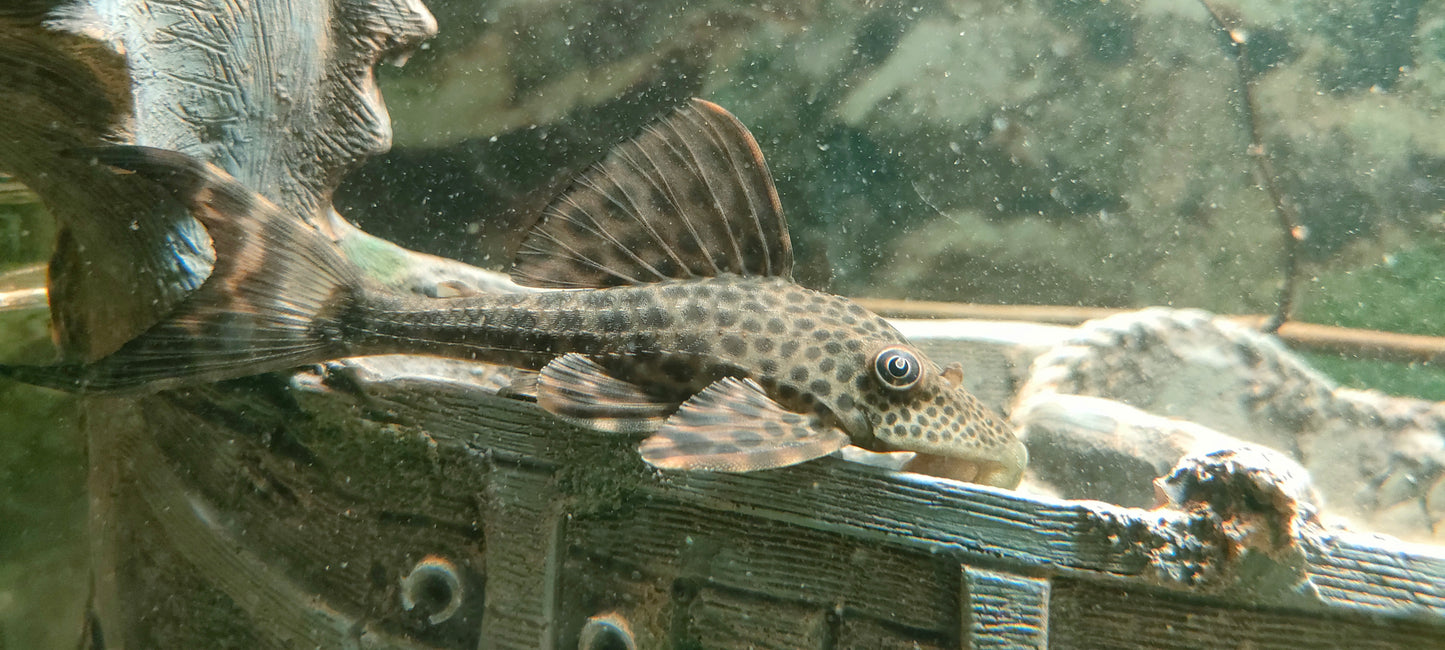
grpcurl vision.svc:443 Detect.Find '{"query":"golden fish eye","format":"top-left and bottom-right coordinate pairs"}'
top-left (872, 346), bottom-right (921, 391)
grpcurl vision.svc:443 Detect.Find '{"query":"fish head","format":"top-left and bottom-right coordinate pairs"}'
top-left (857, 343), bottom-right (1027, 488)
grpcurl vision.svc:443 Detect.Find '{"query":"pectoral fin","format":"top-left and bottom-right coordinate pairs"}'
top-left (640, 377), bottom-right (850, 472)
top-left (536, 353), bottom-right (672, 433)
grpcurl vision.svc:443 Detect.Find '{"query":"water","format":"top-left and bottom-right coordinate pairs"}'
top-left (3, 0), bottom-right (1445, 646)
top-left (346, 0), bottom-right (1445, 329)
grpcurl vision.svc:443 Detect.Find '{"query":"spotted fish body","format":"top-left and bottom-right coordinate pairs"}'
top-left (351, 275), bottom-right (1017, 475)
top-left (5, 100), bottom-right (1026, 486)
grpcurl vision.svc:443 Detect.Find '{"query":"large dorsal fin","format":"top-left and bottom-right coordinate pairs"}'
top-left (510, 98), bottom-right (792, 288)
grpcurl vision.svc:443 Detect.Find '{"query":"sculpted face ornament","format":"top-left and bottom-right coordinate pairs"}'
top-left (873, 346), bottom-right (922, 391)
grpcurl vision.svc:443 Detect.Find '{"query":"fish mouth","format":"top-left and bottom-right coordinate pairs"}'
top-left (901, 453), bottom-right (988, 483)
top-left (900, 438), bottom-right (1028, 489)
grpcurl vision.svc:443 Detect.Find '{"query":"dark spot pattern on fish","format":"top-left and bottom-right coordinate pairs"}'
top-left (721, 335), bottom-right (746, 356)
top-left (597, 310), bottom-right (630, 333)
top-left (639, 307), bottom-right (673, 329)
top-left (5, 99), bottom-right (1026, 488)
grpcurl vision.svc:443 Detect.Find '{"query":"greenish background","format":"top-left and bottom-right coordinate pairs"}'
top-left (5, 0), bottom-right (1445, 646)
top-left (0, 188), bottom-right (86, 650)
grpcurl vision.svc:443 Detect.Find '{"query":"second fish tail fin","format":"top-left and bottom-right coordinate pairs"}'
top-left (6, 146), bottom-right (366, 393)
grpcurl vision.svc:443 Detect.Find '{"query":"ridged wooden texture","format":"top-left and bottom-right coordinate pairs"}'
top-left (66, 343), bottom-right (1445, 648)
top-left (962, 567), bottom-right (1049, 649)
top-left (242, 358), bottom-right (1439, 649)
top-left (10, 0), bottom-right (1445, 647)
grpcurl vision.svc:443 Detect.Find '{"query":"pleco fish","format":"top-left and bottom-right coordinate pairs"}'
top-left (3, 99), bottom-right (1027, 487)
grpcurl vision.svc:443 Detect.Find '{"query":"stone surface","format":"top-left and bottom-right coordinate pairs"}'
top-left (4, 0), bottom-right (1445, 647)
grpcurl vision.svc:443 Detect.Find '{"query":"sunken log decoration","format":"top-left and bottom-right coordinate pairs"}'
top-left (93, 353), bottom-right (1445, 648)
top-left (1, 1), bottom-right (1443, 649)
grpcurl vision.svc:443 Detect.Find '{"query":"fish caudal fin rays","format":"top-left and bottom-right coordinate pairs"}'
top-left (640, 377), bottom-right (850, 473)
top-left (0, 147), bottom-right (360, 393)
top-left (68, 147), bottom-right (218, 201)
top-left (536, 354), bottom-right (672, 433)
top-left (511, 98), bottom-right (793, 289)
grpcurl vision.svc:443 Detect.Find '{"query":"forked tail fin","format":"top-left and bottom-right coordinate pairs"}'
top-left (1, 147), bottom-right (363, 393)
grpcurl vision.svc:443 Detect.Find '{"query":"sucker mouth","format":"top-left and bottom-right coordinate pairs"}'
top-left (900, 453), bottom-right (985, 483)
